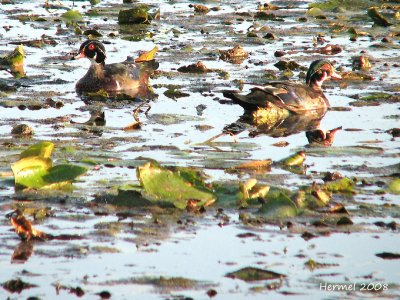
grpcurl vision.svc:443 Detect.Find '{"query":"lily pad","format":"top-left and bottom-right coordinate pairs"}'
top-left (3, 278), bottom-right (37, 293)
top-left (0, 45), bottom-right (24, 68)
top-left (323, 178), bottom-right (354, 193)
top-left (11, 142), bottom-right (88, 191)
top-left (367, 7), bottom-right (392, 27)
top-left (61, 10), bottom-right (83, 23)
top-left (388, 178), bottom-right (400, 194)
top-left (305, 146), bottom-right (384, 157)
top-left (118, 5), bottom-right (155, 24)
top-left (135, 46), bottom-right (158, 62)
top-left (20, 141), bottom-right (54, 159)
top-left (136, 162), bottom-right (216, 209)
top-left (42, 165), bottom-right (88, 184)
top-left (226, 267), bottom-right (286, 282)
top-left (11, 157), bottom-right (52, 189)
top-left (258, 192), bottom-right (298, 218)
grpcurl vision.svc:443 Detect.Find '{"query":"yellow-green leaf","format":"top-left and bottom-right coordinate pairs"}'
top-left (43, 164), bottom-right (88, 183)
top-left (135, 46), bottom-right (158, 62)
top-left (137, 162), bottom-right (216, 209)
top-left (20, 141), bottom-right (54, 159)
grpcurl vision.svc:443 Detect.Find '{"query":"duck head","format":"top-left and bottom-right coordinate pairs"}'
top-left (306, 59), bottom-right (341, 89)
top-left (74, 40), bottom-right (106, 64)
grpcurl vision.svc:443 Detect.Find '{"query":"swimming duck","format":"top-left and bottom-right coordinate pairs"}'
top-left (223, 59), bottom-right (341, 114)
top-left (73, 40), bottom-right (158, 94)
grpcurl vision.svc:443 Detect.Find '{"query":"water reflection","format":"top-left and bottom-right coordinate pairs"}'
top-left (225, 108), bottom-right (326, 137)
top-left (306, 126), bottom-right (342, 147)
top-left (11, 241), bottom-right (34, 264)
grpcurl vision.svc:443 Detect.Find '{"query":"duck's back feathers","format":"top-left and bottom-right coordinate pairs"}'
top-left (76, 60), bottom-right (159, 94)
top-left (224, 82), bottom-right (329, 114)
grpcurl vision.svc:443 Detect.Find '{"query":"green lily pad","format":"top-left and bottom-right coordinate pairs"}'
top-left (359, 92), bottom-right (392, 101)
top-left (148, 113), bottom-right (203, 125)
top-left (309, 0), bottom-right (371, 11)
top-left (305, 146), bottom-right (384, 157)
top-left (388, 178), bottom-right (400, 194)
top-left (323, 178), bottom-right (354, 193)
top-left (61, 10), bottom-right (83, 23)
top-left (20, 141), bottom-right (54, 159)
top-left (136, 161), bottom-right (216, 209)
top-left (12, 161), bottom-right (51, 189)
top-left (258, 191), bottom-right (298, 218)
top-left (11, 142), bottom-right (88, 191)
top-left (0, 45), bottom-right (24, 67)
top-left (118, 5), bottom-right (154, 24)
top-left (43, 165), bottom-right (88, 184)
top-left (226, 267), bottom-right (286, 282)
top-left (279, 151), bottom-right (306, 166)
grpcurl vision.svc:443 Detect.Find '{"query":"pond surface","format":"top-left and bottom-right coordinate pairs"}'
top-left (0, 0), bottom-right (399, 299)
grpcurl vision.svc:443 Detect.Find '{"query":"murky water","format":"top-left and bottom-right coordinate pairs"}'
top-left (0, 0), bottom-right (399, 299)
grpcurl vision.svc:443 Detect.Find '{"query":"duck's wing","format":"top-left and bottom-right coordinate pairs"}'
top-left (224, 82), bottom-right (329, 113)
top-left (103, 61), bottom-right (157, 91)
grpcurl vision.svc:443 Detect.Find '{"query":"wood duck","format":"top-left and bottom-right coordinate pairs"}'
top-left (73, 40), bottom-right (158, 94)
top-left (223, 59), bottom-right (342, 114)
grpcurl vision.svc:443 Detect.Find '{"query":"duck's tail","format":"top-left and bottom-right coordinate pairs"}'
top-left (222, 90), bottom-right (258, 110)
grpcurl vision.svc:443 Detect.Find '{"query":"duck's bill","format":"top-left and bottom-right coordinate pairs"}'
top-left (330, 70), bottom-right (342, 80)
top-left (72, 52), bottom-right (86, 60)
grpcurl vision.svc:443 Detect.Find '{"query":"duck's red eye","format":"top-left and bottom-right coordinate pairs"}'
top-left (88, 44), bottom-right (95, 50)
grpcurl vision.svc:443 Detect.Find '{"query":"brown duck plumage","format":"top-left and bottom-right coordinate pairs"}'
top-left (223, 59), bottom-right (341, 114)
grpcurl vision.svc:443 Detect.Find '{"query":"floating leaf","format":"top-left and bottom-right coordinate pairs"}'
top-left (219, 45), bottom-right (249, 64)
top-left (307, 7), bottom-right (324, 17)
top-left (86, 89), bottom-right (109, 100)
top-left (0, 44), bottom-right (24, 67)
top-left (367, 7), bottom-right (392, 27)
top-left (376, 252), bottom-right (400, 260)
top-left (61, 10), bottom-right (83, 22)
top-left (240, 179), bottom-right (270, 203)
top-left (230, 159), bottom-right (272, 172)
top-left (336, 216), bottom-right (353, 226)
top-left (163, 88), bottom-right (190, 99)
top-left (11, 157), bottom-right (52, 189)
top-left (323, 177), bottom-right (354, 193)
top-left (118, 5), bottom-right (152, 24)
top-left (193, 4), bottom-right (209, 14)
top-left (11, 142), bottom-right (87, 190)
top-left (258, 192), bottom-right (298, 218)
top-left (226, 267), bottom-right (286, 282)
top-left (3, 278), bottom-right (37, 293)
top-left (20, 141), bottom-right (54, 159)
top-left (309, 0), bottom-right (372, 11)
top-left (177, 61), bottom-right (208, 73)
top-left (136, 162), bottom-right (216, 209)
top-left (360, 92), bottom-right (392, 101)
top-left (135, 46), bottom-right (158, 62)
top-left (305, 146), bottom-right (384, 157)
top-left (279, 151), bottom-right (306, 166)
top-left (388, 178), bottom-right (400, 194)
top-left (305, 259), bottom-right (339, 270)
top-left (43, 164), bottom-right (88, 183)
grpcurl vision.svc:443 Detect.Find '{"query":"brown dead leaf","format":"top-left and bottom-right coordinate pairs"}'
top-left (123, 122), bottom-right (141, 131)
top-left (232, 159), bottom-right (272, 171)
top-left (271, 141), bottom-right (289, 147)
top-left (329, 204), bottom-right (349, 214)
